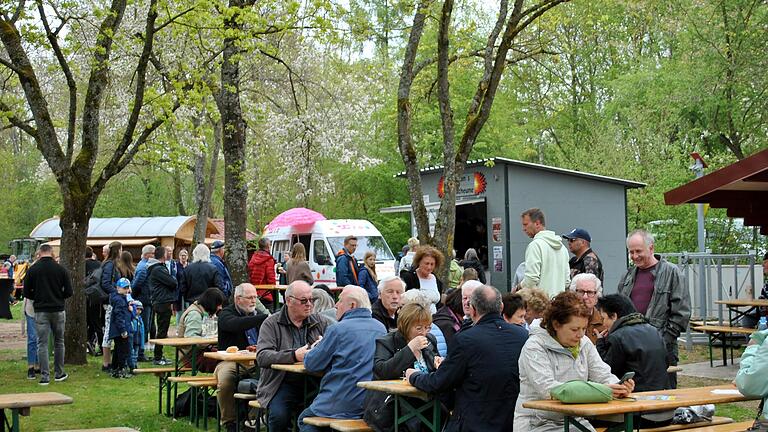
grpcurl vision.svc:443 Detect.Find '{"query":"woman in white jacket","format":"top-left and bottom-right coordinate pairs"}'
top-left (514, 291), bottom-right (634, 432)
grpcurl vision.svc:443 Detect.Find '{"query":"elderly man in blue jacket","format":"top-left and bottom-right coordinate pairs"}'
top-left (406, 285), bottom-right (528, 432)
top-left (298, 285), bottom-right (386, 431)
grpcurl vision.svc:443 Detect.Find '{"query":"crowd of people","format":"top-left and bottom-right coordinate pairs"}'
top-left (9, 205), bottom-right (768, 432)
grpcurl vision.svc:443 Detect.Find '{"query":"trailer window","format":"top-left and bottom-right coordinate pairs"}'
top-left (327, 236), bottom-right (394, 261)
top-left (313, 240), bottom-right (332, 266)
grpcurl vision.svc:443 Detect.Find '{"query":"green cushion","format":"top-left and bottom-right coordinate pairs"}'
top-left (550, 380), bottom-right (613, 404)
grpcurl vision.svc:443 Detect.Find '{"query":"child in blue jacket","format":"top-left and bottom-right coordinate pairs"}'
top-left (109, 278), bottom-right (133, 378)
top-left (128, 300), bottom-right (145, 370)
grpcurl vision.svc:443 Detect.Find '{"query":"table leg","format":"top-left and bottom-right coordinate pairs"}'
top-left (563, 416), bottom-right (593, 432)
top-left (624, 412), bottom-right (634, 432)
top-left (10, 409), bottom-right (18, 432)
top-left (191, 345), bottom-right (199, 376)
top-left (708, 333), bottom-right (713, 368)
top-left (721, 332), bottom-right (728, 367)
top-left (0, 409), bottom-right (6, 432)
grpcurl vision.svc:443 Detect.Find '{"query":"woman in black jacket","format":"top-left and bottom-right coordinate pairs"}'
top-left (459, 248), bottom-right (486, 284)
top-left (183, 244), bottom-right (223, 305)
top-left (364, 302), bottom-right (441, 432)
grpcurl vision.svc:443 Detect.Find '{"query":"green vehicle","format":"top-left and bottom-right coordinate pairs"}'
top-left (8, 238), bottom-right (44, 262)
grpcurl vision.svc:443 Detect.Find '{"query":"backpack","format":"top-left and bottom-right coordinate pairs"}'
top-left (84, 266), bottom-right (109, 306)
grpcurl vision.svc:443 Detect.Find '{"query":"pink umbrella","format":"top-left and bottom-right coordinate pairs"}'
top-left (265, 208), bottom-right (326, 231)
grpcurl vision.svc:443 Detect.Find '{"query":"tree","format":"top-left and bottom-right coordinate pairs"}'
top-left (1, 0), bottom-right (187, 363)
top-left (398, 0), bottom-right (571, 281)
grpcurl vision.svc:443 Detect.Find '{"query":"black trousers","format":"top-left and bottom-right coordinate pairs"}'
top-left (113, 337), bottom-right (130, 371)
top-left (86, 301), bottom-right (104, 348)
top-left (153, 302), bottom-right (172, 360)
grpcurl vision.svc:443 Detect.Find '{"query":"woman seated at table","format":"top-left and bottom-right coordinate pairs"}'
top-left (735, 324), bottom-right (768, 428)
top-left (364, 301), bottom-right (442, 432)
top-left (178, 287), bottom-right (226, 372)
top-left (514, 291), bottom-right (634, 432)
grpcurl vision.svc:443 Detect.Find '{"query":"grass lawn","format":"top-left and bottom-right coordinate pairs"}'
top-left (0, 348), bottom-right (195, 431)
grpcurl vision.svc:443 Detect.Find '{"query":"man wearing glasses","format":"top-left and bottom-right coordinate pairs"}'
top-left (569, 273), bottom-right (605, 344)
top-left (215, 283), bottom-right (269, 432)
top-left (562, 228), bottom-right (604, 283)
top-left (256, 281), bottom-right (333, 431)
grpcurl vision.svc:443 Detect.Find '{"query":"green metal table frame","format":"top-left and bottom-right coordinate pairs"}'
top-left (0, 408), bottom-right (21, 432)
top-left (563, 413), bottom-right (634, 432)
top-left (393, 395), bottom-right (441, 432)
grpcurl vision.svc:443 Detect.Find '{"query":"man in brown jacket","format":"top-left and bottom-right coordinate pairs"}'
top-left (256, 281), bottom-right (333, 431)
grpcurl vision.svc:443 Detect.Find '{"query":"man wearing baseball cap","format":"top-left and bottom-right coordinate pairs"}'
top-left (562, 228), bottom-right (604, 283)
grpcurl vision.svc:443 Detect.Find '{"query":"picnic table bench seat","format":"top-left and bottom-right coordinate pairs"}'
top-left (302, 417), bottom-right (339, 427)
top-left (132, 366), bottom-right (191, 375)
top-left (329, 419), bottom-right (373, 432)
top-left (594, 416), bottom-right (733, 432)
top-left (683, 420), bottom-right (754, 432)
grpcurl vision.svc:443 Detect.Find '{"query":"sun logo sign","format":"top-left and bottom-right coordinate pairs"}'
top-left (437, 172), bottom-right (487, 198)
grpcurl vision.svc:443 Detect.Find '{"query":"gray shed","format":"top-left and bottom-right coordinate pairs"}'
top-left (381, 158), bottom-right (645, 292)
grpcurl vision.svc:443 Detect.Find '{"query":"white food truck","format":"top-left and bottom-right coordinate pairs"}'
top-left (264, 219), bottom-right (397, 287)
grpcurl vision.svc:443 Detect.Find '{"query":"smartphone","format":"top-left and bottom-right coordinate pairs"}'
top-left (618, 371), bottom-right (635, 384)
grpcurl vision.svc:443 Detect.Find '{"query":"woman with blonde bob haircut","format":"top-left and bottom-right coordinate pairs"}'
top-left (364, 301), bottom-right (442, 431)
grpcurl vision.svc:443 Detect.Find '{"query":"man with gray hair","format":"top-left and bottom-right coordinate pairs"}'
top-left (569, 273), bottom-right (605, 344)
top-left (132, 243), bottom-right (155, 361)
top-left (371, 275), bottom-right (405, 331)
top-left (406, 285), bottom-right (528, 431)
top-left (298, 285), bottom-right (386, 431)
top-left (215, 283), bottom-right (268, 431)
top-left (257, 281), bottom-right (333, 431)
top-left (618, 229), bottom-right (690, 388)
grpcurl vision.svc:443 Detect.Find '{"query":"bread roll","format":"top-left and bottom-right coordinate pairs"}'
top-left (226, 346), bottom-right (238, 353)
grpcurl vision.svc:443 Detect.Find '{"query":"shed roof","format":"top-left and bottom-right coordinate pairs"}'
top-left (664, 148), bottom-right (768, 235)
top-left (30, 216), bottom-right (218, 240)
top-left (396, 157), bottom-right (645, 188)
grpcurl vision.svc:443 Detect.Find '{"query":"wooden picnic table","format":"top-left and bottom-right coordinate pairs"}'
top-left (693, 325), bottom-right (756, 367)
top-left (714, 299), bottom-right (768, 327)
top-left (357, 380), bottom-right (439, 432)
top-left (0, 392), bottom-right (73, 432)
top-left (203, 350), bottom-right (257, 363)
top-left (522, 385), bottom-right (758, 432)
top-left (149, 337), bottom-right (217, 376)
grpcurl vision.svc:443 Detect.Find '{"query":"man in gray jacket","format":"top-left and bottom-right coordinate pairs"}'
top-left (618, 229), bottom-right (690, 388)
top-left (255, 281), bottom-right (332, 431)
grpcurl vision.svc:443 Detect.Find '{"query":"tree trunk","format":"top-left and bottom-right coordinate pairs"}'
top-left (193, 119), bottom-right (221, 245)
top-left (60, 193), bottom-right (94, 365)
top-left (173, 169), bottom-right (186, 215)
top-left (219, 3), bottom-right (249, 285)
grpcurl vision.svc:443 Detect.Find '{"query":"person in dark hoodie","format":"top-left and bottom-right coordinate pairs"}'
top-left (459, 248), bottom-right (486, 284)
top-left (183, 243), bottom-right (222, 304)
top-left (23, 244), bottom-right (72, 385)
top-left (147, 246), bottom-right (177, 365)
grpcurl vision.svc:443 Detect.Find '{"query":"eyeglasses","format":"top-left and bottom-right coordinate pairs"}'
top-left (238, 295), bottom-right (258, 301)
top-left (575, 289), bottom-right (597, 297)
top-left (289, 295), bottom-right (313, 305)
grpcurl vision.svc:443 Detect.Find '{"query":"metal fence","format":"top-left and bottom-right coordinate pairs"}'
top-left (660, 252), bottom-right (761, 347)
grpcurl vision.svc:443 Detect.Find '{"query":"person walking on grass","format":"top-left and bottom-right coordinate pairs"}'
top-left (23, 244), bottom-right (72, 385)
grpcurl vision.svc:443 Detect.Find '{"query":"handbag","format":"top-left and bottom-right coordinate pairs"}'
top-left (746, 400), bottom-right (768, 432)
top-left (550, 380), bottom-right (613, 404)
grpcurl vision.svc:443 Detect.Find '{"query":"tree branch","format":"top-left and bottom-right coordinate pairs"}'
top-left (0, 56), bottom-right (24, 75)
top-left (154, 5), bottom-right (195, 32)
top-left (0, 100), bottom-right (38, 138)
top-left (37, 0), bottom-right (77, 164)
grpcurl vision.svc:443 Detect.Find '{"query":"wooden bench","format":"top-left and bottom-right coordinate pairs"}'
top-left (188, 378), bottom-right (219, 430)
top-left (234, 394), bottom-right (260, 432)
top-left (595, 416), bottom-right (733, 432)
top-left (329, 419), bottom-right (373, 432)
top-left (693, 325), bottom-right (755, 366)
top-left (684, 421), bottom-right (755, 432)
top-left (132, 366), bottom-right (191, 416)
top-left (303, 416), bottom-right (339, 427)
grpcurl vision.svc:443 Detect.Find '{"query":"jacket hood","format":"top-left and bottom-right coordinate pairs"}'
top-left (611, 312), bottom-right (647, 332)
top-left (533, 230), bottom-right (565, 250)
top-left (251, 250), bottom-right (273, 264)
top-left (146, 258), bottom-right (161, 267)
